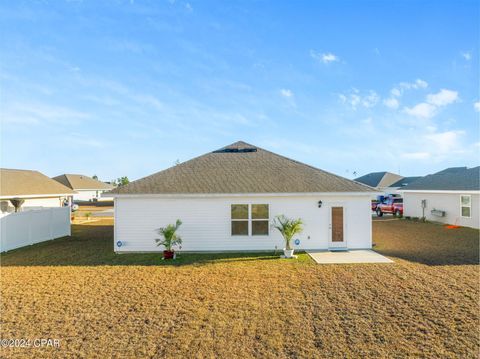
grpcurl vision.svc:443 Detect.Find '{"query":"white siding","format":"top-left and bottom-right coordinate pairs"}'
top-left (114, 195), bottom-right (372, 252)
top-left (0, 207), bottom-right (71, 252)
top-left (403, 192), bottom-right (479, 229)
top-left (74, 190), bottom-right (112, 202)
top-left (0, 197), bottom-right (64, 213)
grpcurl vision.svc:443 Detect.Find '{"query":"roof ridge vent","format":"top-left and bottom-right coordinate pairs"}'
top-left (213, 148), bottom-right (257, 153)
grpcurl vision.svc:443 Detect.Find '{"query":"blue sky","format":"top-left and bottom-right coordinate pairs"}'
top-left (1, 0), bottom-right (479, 182)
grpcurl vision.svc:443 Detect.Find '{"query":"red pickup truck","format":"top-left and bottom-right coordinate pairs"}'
top-left (376, 198), bottom-right (403, 217)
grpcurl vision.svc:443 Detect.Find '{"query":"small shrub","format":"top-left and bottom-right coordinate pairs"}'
top-left (412, 217), bottom-right (419, 222)
top-left (85, 212), bottom-right (92, 220)
top-left (404, 216), bottom-right (411, 220)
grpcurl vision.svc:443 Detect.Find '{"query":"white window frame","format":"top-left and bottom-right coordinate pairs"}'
top-left (230, 203), bottom-right (270, 237)
top-left (460, 195), bottom-right (471, 218)
top-left (231, 204), bottom-right (249, 236)
top-left (251, 204), bottom-right (270, 236)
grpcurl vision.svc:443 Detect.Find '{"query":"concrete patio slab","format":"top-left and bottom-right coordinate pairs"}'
top-left (307, 249), bottom-right (393, 264)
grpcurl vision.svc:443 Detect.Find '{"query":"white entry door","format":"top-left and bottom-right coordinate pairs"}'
top-left (329, 205), bottom-right (347, 249)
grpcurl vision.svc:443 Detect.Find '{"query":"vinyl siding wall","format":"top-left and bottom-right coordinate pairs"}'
top-left (74, 190), bottom-right (112, 202)
top-left (0, 197), bottom-right (64, 213)
top-left (403, 192), bottom-right (479, 229)
top-left (114, 195), bottom-right (372, 252)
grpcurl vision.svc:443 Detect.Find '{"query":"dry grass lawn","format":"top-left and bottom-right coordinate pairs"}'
top-left (0, 219), bottom-right (478, 358)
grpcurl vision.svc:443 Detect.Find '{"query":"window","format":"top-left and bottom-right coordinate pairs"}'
top-left (231, 204), bottom-right (269, 236)
top-left (252, 204), bottom-right (269, 236)
top-left (461, 195), bottom-right (471, 218)
top-left (231, 204), bottom-right (249, 235)
top-left (393, 198), bottom-right (403, 204)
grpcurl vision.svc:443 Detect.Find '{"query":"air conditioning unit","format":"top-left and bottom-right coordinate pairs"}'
top-left (431, 209), bottom-right (446, 217)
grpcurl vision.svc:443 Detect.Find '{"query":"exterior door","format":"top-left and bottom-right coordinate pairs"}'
top-left (329, 206), bottom-right (347, 248)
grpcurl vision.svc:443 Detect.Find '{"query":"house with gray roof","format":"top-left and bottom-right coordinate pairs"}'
top-left (106, 141), bottom-right (376, 252)
top-left (354, 171), bottom-right (405, 196)
top-left (53, 174), bottom-right (113, 202)
top-left (400, 167), bottom-right (480, 229)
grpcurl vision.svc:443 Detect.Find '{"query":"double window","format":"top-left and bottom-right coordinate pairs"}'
top-left (460, 195), bottom-right (471, 218)
top-left (231, 204), bottom-right (269, 236)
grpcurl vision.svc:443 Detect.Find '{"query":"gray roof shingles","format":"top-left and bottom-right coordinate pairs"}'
top-left (110, 141), bottom-right (375, 195)
top-left (401, 167), bottom-right (480, 191)
top-left (389, 176), bottom-right (422, 188)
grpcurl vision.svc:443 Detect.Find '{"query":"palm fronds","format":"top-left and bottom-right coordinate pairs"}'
top-left (155, 219), bottom-right (183, 251)
top-left (272, 215), bottom-right (303, 250)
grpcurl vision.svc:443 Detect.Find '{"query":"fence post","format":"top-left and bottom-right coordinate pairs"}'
top-left (28, 211), bottom-right (33, 245)
top-left (50, 208), bottom-right (54, 239)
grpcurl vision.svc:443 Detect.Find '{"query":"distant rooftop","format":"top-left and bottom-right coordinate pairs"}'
top-left (354, 171), bottom-right (403, 188)
top-left (402, 167), bottom-right (480, 191)
top-left (0, 168), bottom-right (74, 197)
top-left (53, 174), bottom-right (114, 191)
top-left (389, 176), bottom-right (422, 188)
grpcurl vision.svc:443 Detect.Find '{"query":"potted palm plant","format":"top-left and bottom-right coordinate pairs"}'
top-left (272, 215), bottom-right (303, 258)
top-left (155, 219), bottom-right (183, 260)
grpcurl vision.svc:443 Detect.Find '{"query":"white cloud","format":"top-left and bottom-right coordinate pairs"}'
top-left (461, 52), bottom-right (472, 61)
top-left (404, 102), bottom-right (436, 119)
top-left (424, 130), bottom-right (465, 154)
top-left (398, 130), bottom-right (466, 162)
top-left (185, 2), bottom-right (193, 12)
top-left (280, 89), bottom-right (293, 98)
top-left (339, 89), bottom-right (378, 110)
top-left (383, 97), bottom-right (399, 109)
top-left (426, 89), bottom-right (458, 107)
top-left (404, 89), bottom-right (459, 119)
top-left (310, 50), bottom-right (339, 64)
top-left (321, 53), bottom-right (338, 63)
top-left (362, 91), bottom-right (379, 108)
top-left (391, 88), bottom-right (401, 97)
top-left (391, 79), bottom-right (428, 97)
top-left (412, 79), bottom-right (428, 89)
top-left (474, 101), bottom-right (480, 112)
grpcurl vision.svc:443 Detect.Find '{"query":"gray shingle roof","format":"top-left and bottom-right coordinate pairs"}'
top-left (401, 167), bottom-right (480, 191)
top-left (0, 169), bottom-right (75, 197)
top-left (53, 174), bottom-right (113, 190)
top-left (354, 172), bottom-right (403, 188)
top-left (110, 141), bottom-right (374, 195)
top-left (389, 176), bottom-right (421, 188)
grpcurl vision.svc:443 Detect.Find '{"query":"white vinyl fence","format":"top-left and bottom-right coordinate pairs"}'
top-left (0, 207), bottom-right (71, 252)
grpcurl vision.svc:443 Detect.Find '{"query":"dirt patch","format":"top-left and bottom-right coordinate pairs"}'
top-left (0, 219), bottom-right (478, 358)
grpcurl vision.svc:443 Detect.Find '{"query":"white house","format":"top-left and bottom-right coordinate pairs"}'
top-left (52, 174), bottom-right (113, 202)
top-left (106, 141), bottom-right (376, 253)
top-left (0, 168), bottom-right (75, 213)
top-left (401, 167), bottom-right (480, 229)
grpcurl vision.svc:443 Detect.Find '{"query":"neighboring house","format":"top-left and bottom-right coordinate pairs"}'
top-left (355, 172), bottom-right (416, 196)
top-left (53, 174), bottom-right (114, 202)
top-left (400, 167), bottom-right (480, 229)
top-left (386, 176), bottom-right (421, 195)
top-left (0, 168), bottom-right (75, 213)
top-left (106, 141), bottom-right (375, 252)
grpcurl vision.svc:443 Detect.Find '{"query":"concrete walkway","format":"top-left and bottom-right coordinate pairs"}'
top-left (307, 249), bottom-right (393, 264)
top-left (92, 209), bottom-right (114, 217)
